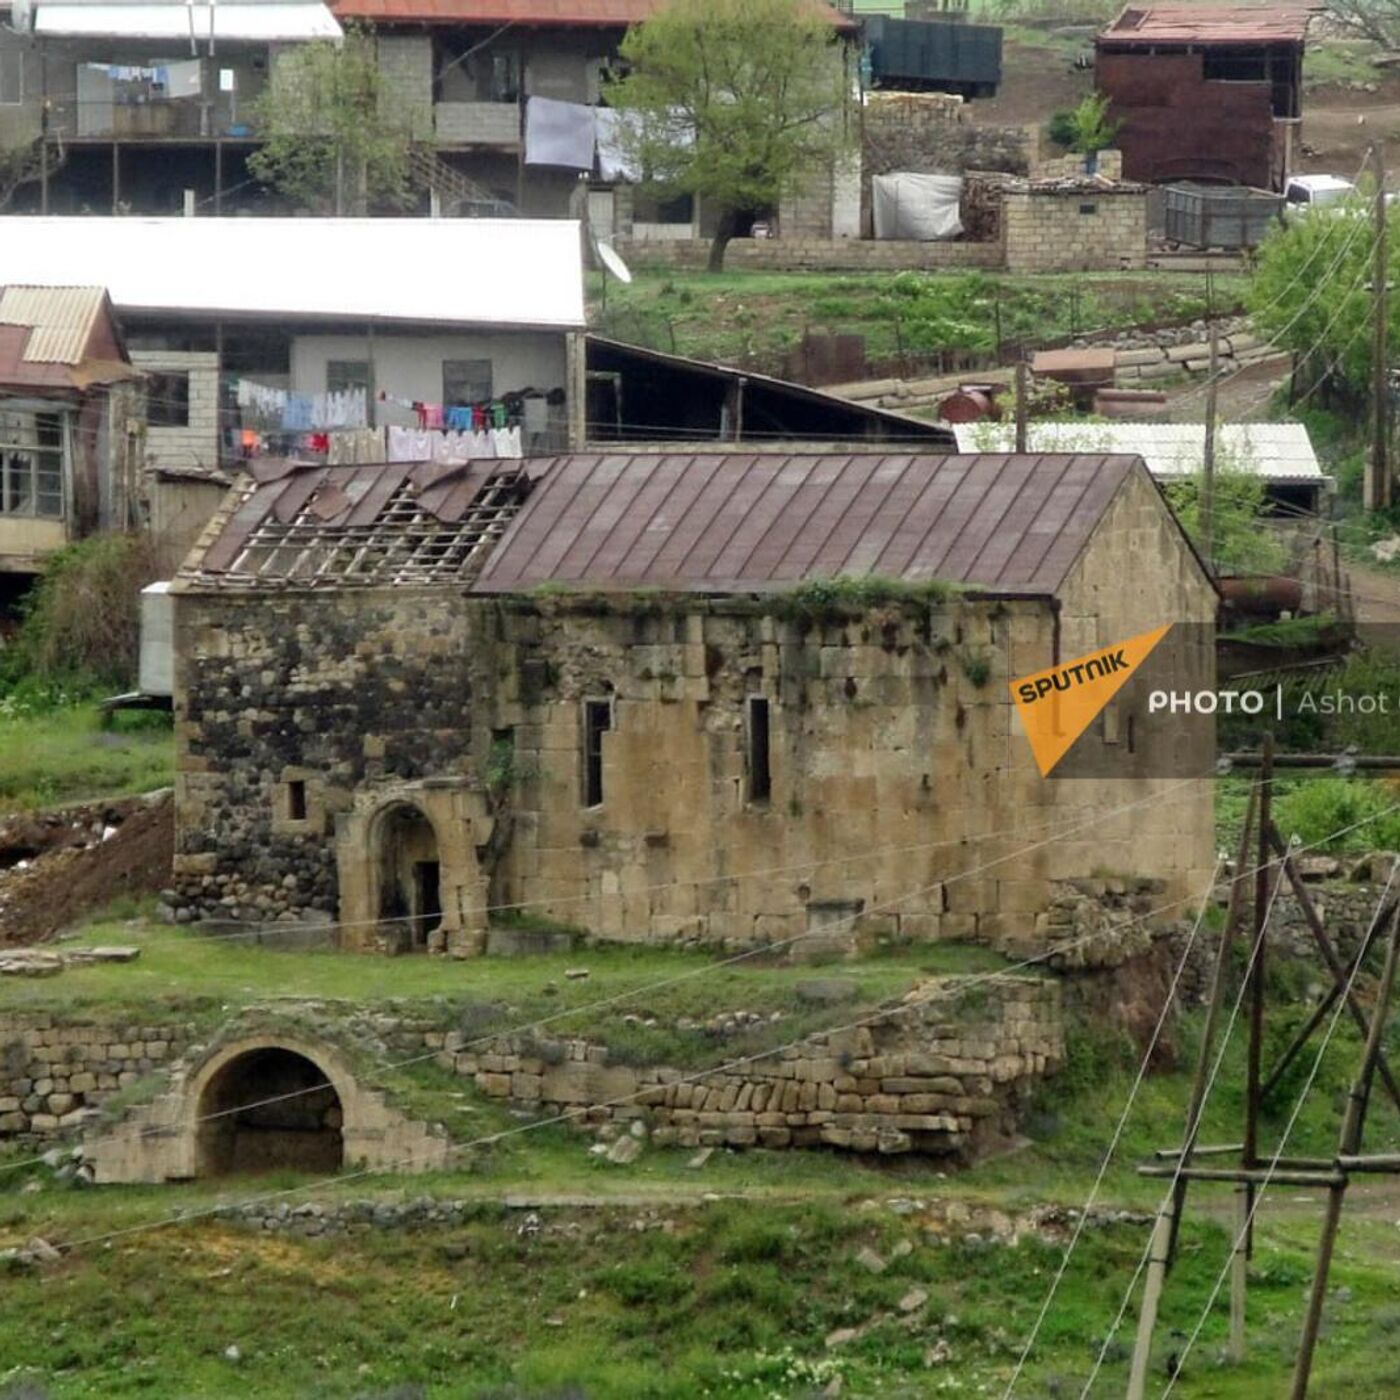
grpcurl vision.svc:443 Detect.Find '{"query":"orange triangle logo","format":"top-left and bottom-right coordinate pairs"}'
top-left (1010, 624), bottom-right (1172, 777)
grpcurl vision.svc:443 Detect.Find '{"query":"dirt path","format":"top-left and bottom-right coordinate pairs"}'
top-left (1345, 560), bottom-right (1400, 624)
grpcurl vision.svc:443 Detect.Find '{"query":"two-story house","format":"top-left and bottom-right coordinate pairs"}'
top-left (0, 0), bottom-right (342, 214)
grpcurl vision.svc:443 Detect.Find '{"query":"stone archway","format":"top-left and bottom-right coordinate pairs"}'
top-left (83, 1032), bottom-right (451, 1183)
top-left (373, 802), bottom-right (443, 954)
top-left (335, 781), bottom-right (493, 954)
top-left (195, 1045), bottom-right (344, 1177)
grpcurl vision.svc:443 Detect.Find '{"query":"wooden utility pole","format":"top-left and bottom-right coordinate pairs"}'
top-left (1202, 319), bottom-right (1220, 570)
top-left (1014, 359), bottom-right (1028, 453)
top-left (1367, 144), bottom-right (1392, 511)
top-left (1292, 901), bottom-right (1400, 1397)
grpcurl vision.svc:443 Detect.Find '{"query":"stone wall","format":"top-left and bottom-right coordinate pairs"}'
top-left (612, 237), bottom-right (1004, 272)
top-left (1002, 185), bottom-right (1148, 274)
top-left (428, 976), bottom-right (1063, 1158)
top-left (862, 93), bottom-right (1032, 184)
top-left (171, 504), bottom-right (1216, 953)
top-left (0, 1013), bottom-right (195, 1141)
top-left (171, 588), bottom-right (475, 926)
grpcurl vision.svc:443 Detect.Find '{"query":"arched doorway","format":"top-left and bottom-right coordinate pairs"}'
top-left (195, 1047), bottom-right (344, 1177)
top-left (374, 803), bottom-right (442, 952)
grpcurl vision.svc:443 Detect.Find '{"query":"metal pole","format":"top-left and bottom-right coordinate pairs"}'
top-left (1368, 143), bottom-right (1391, 510)
top-left (1292, 901), bottom-right (1400, 1398)
top-left (1203, 320), bottom-right (1219, 569)
top-left (1015, 359), bottom-right (1028, 453)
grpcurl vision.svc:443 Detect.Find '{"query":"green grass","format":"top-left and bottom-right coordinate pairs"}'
top-left (590, 269), bottom-right (1248, 377)
top-left (0, 705), bottom-right (173, 809)
top-left (15, 919), bottom-right (1007, 1071)
top-left (1304, 37), bottom-right (1385, 90)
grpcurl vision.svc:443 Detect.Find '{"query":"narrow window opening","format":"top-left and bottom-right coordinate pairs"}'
top-left (1126, 714), bottom-right (1137, 755)
top-left (583, 699), bottom-right (611, 807)
top-left (746, 696), bottom-right (772, 802)
top-left (288, 779), bottom-right (307, 821)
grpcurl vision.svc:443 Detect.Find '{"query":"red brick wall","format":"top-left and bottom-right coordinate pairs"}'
top-left (1096, 51), bottom-right (1282, 190)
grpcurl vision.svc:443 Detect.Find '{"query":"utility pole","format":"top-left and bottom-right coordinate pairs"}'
top-left (1367, 144), bottom-right (1391, 511)
top-left (1015, 358), bottom-right (1028, 453)
top-left (1202, 318), bottom-right (1219, 571)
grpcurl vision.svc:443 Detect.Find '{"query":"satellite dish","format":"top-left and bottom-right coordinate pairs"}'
top-left (595, 239), bottom-right (633, 285)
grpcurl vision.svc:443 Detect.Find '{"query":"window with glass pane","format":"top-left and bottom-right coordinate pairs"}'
top-left (442, 359), bottom-right (493, 408)
top-left (327, 359), bottom-right (373, 397)
top-left (0, 412), bottom-right (64, 518)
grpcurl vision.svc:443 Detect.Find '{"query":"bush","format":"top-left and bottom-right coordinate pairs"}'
top-left (1272, 777), bottom-right (1400, 852)
top-left (8, 533), bottom-right (157, 692)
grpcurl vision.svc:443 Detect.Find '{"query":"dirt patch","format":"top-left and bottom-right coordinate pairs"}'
top-left (0, 793), bottom-right (173, 946)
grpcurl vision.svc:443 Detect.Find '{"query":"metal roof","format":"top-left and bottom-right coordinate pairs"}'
top-left (0, 219), bottom-right (586, 331)
top-left (1098, 4), bottom-right (1317, 47)
top-left (188, 458), bottom-right (532, 587)
top-left (0, 285), bottom-right (106, 365)
top-left (33, 1), bottom-right (342, 40)
top-left (331, 0), bottom-right (855, 28)
top-left (471, 452), bottom-right (1146, 596)
top-left (951, 423), bottom-right (1326, 484)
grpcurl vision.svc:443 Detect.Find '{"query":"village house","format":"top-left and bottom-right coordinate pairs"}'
top-left (0, 284), bottom-right (144, 591)
top-left (1096, 4), bottom-right (1316, 191)
top-left (0, 0), bottom-right (343, 214)
top-left (0, 215), bottom-right (588, 476)
top-left (166, 450), bottom-right (1217, 954)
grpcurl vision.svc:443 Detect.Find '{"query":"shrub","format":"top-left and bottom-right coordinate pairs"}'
top-left (1272, 777), bottom-right (1400, 853)
top-left (9, 532), bottom-right (158, 692)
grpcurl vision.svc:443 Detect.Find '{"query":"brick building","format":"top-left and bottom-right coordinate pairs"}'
top-left (1096, 4), bottom-right (1316, 190)
top-left (167, 450), bottom-right (1218, 955)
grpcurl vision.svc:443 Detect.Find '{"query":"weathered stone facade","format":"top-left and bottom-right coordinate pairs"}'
top-left (168, 465), bottom-right (1216, 953)
top-left (431, 976), bottom-right (1063, 1158)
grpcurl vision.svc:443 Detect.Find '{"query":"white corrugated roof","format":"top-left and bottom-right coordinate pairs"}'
top-left (0, 285), bottom-right (106, 364)
top-left (33, 2), bottom-right (341, 40)
top-left (951, 422), bottom-right (1326, 482)
top-left (0, 218), bottom-right (586, 330)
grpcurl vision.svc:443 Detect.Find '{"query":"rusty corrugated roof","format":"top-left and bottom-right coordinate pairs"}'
top-left (188, 458), bottom-right (533, 587)
top-left (1098, 4), bottom-right (1317, 46)
top-left (0, 285), bottom-right (107, 365)
top-left (331, 0), bottom-right (855, 28)
top-left (471, 452), bottom-right (1147, 597)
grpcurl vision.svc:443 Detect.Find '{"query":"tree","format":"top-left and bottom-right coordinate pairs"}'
top-left (1247, 193), bottom-right (1400, 403)
top-left (0, 136), bottom-right (62, 213)
top-left (607, 0), bottom-right (851, 271)
top-left (1326, 0), bottom-right (1400, 48)
top-left (1064, 92), bottom-right (1119, 156)
top-left (248, 28), bottom-right (420, 215)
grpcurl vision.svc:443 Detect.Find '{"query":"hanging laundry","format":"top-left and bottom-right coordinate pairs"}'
top-left (281, 394), bottom-right (315, 432)
top-left (491, 426), bottom-right (522, 459)
top-left (525, 96), bottom-right (597, 171)
top-left (328, 428), bottom-right (388, 466)
top-left (164, 60), bottom-right (203, 98)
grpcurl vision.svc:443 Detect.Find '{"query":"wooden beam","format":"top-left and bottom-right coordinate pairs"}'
top-left (1138, 1165), bottom-right (1346, 1187)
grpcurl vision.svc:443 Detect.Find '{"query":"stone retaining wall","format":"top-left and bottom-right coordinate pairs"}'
top-left (0, 1014), bottom-right (195, 1141)
top-left (425, 976), bottom-right (1063, 1159)
top-left (613, 237), bottom-right (1004, 273)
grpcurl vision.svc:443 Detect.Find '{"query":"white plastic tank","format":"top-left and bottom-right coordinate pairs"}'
top-left (138, 581), bottom-right (174, 697)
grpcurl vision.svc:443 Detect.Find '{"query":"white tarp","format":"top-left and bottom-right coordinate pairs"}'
top-left (525, 95), bottom-right (596, 171)
top-left (872, 172), bottom-right (963, 242)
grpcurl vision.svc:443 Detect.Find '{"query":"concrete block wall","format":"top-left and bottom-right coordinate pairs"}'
top-left (377, 34), bottom-right (434, 140)
top-left (612, 237), bottom-right (1004, 272)
top-left (1003, 187), bottom-right (1148, 273)
top-left (130, 349), bottom-right (221, 477)
top-left (435, 102), bottom-right (520, 146)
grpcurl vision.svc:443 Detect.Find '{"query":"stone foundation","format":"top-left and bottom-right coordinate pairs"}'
top-left (430, 976), bottom-right (1063, 1159)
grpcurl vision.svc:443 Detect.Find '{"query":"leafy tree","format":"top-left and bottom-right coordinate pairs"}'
top-left (0, 136), bottom-right (62, 213)
top-left (1162, 464), bottom-right (1285, 574)
top-left (1063, 91), bottom-right (1119, 156)
top-left (607, 0), bottom-right (851, 271)
top-left (1247, 193), bottom-right (1400, 401)
top-left (1327, 0), bottom-right (1400, 48)
top-left (248, 28), bottom-right (421, 215)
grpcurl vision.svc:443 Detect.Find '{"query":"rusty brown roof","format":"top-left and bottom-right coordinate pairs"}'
top-left (0, 284), bottom-right (134, 393)
top-left (471, 452), bottom-right (1148, 597)
top-left (187, 458), bottom-right (532, 587)
top-left (1098, 4), bottom-right (1317, 46)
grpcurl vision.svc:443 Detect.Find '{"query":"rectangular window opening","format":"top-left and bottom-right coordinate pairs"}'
top-left (583, 699), bottom-right (612, 807)
top-left (746, 696), bottom-right (772, 803)
top-left (288, 779), bottom-right (307, 821)
top-left (326, 359), bottom-right (373, 398)
top-left (443, 358), bottom-right (493, 409)
top-left (146, 371), bottom-right (190, 428)
top-left (0, 411), bottom-right (64, 518)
